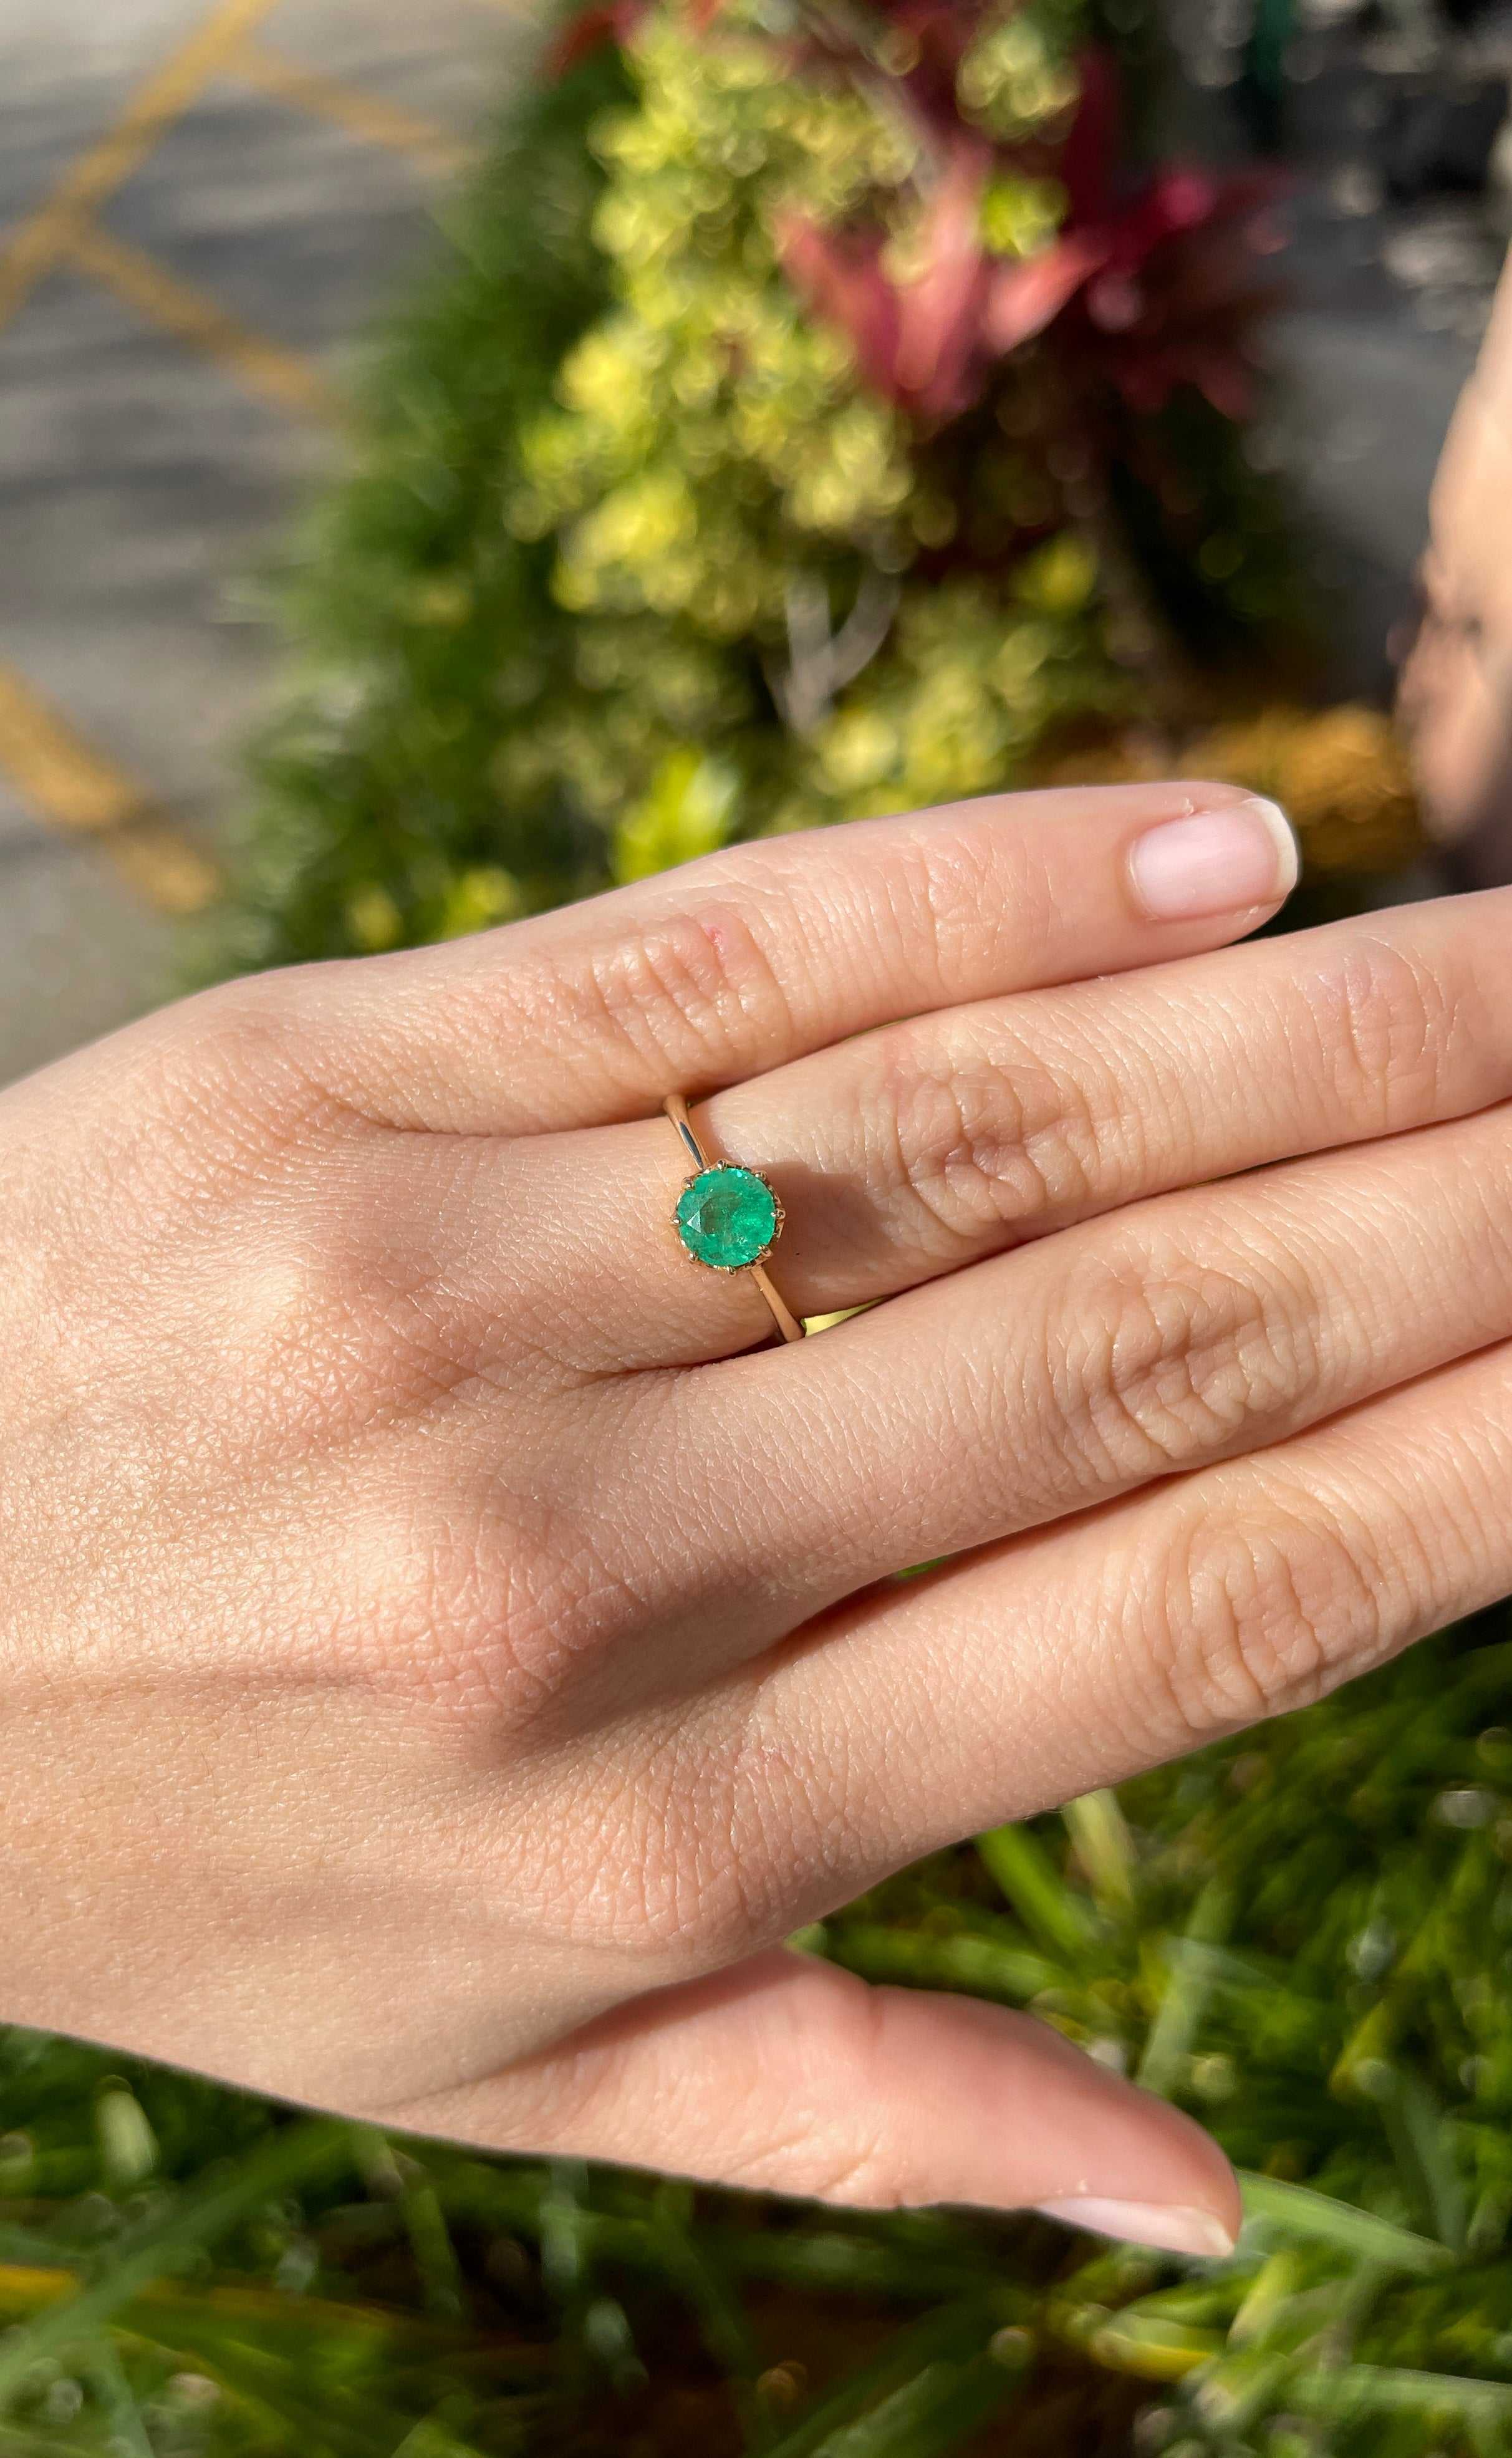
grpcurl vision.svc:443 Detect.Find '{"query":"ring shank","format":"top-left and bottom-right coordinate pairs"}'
top-left (663, 1095), bottom-right (806, 1344)
top-left (747, 1258), bottom-right (806, 1345)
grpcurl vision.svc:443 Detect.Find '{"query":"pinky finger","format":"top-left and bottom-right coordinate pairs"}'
top-left (756, 1338), bottom-right (1512, 1881)
top-left (375, 1948), bottom-right (1239, 2254)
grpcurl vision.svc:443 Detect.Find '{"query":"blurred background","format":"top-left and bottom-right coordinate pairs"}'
top-left (2, 0), bottom-right (1511, 1090)
top-left (8, 2), bottom-right (1512, 2453)
top-left (0, 0), bottom-right (521, 1083)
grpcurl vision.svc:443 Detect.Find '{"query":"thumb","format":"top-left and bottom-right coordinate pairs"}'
top-left (383, 1950), bottom-right (1240, 2258)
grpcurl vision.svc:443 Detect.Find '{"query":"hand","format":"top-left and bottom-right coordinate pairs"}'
top-left (6, 782), bottom-right (1512, 2259)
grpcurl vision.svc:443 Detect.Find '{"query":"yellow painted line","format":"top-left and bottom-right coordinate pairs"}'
top-left (0, 0), bottom-right (284, 339)
top-left (106, 819), bottom-right (223, 915)
top-left (69, 223), bottom-right (339, 425)
top-left (232, 42), bottom-right (476, 173)
top-left (0, 664), bottom-right (147, 833)
top-left (0, 665), bottom-right (219, 913)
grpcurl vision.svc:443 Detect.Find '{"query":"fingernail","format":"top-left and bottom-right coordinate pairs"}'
top-left (1034, 2197), bottom-right (1238, 2258)
top-left (1127, 796), bottom-right (1298, 921)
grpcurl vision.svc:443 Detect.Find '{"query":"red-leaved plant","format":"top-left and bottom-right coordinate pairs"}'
top-left (556, 0), bottom-right (1284, 432)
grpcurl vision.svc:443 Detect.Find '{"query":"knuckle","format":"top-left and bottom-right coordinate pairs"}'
top-left (559, 1694), bottom-right (845, 1973)
top-left (863, 823), bottom-right (1004, 999)
top-left (398, 1473), bottom-right (655, 1720)
top-left (628, 1776), bottom-right (751, 1965)
top-left (737, 1974), bottom-right (920, 2209)
top-left (346, 1394), bottom-right (687, 1727)
top-left (623, 1760), bottom-right (781, 1969)
top-left (1045, 1236), bottom-right (1318, 1482)
top-left (577, 898), bottom-right (796, 1088)
top-left (872, 1021), bottom-right (1125, 1255)
top-left (221, 1199), bottom-right (500, 1462)
top-left (156, 976), bottom-right (293, 1106)
top-left (144, 978), bottom-right (344, 1176)
top-left (1304, 933), bottom-right (1459, 1128)
top-left (1146, 1491), bottom-right (1407, 1742)
top-left (511, 1739), bottom-right (746, 1970)
top-left (251, 1217), bottom-right (448, 1410)
top-left (377, 1511), bottom-right (563, 1709)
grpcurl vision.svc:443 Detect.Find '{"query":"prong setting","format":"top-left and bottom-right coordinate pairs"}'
top-left (672, 1164), bottom-right (784, 1272)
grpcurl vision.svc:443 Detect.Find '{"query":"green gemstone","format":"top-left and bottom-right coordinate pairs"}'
top-left (675, 1165), bottom-right (779, 1271)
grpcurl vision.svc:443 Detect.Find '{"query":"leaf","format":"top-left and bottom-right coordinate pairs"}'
top-left (763, 2303), bottom-right (1006, 2458)
top-left (779, 143), bottom-right (1003, 424)
top-left (799, 2348), bottom-right (1026, 2457)
top-left (612, 749), bottom-right (739, 881)
top-left (0, 2120), bottom-right (351, 2406)
top-left (1137, 1878), bottom-right (1235, 2094)
top-left (1238, 2175), bottom-right (1455, 2276)
top-left (983, 232), bottom-right (1107, 352)
top-left (976, 1823), bottom-right (1101, 1960)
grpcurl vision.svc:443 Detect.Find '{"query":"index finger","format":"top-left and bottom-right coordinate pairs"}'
top-left (282, 783), bottom-right (1298, 1136)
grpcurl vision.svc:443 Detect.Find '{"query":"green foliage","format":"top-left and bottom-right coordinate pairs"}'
top-left (213, 47), bottom-right (628, 971)
top-left (209, 0), bottom-right (1306, 976)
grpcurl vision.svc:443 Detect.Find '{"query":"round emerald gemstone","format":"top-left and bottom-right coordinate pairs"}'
top-left (675, 1165), bottom-right (778, 1271)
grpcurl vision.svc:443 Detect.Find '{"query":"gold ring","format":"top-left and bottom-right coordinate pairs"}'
top-left (663, 1094), bottom-right (804, 1344)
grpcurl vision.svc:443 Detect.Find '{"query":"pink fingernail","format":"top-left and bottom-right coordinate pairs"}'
top-left (1034, 2196), bottom-right (1238, 2257)
top-left (1127, 797), bottom-right (1298, 921)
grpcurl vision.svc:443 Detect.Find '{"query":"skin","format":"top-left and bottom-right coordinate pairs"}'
top-left (6, 779), bottom-right (1512, 2257)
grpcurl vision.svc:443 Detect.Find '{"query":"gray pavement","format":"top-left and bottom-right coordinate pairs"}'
top-left (0, 0), bottom-right (521, 1087)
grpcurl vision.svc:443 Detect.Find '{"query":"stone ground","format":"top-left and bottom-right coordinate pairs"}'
top-left (0, 0), bottom-right (1504, 1086)
top-left (0, 0), bottom-right (526, 1085)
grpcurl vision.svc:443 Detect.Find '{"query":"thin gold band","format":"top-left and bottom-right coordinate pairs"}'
top-left (663, 1094), bottom-right (806, 1344)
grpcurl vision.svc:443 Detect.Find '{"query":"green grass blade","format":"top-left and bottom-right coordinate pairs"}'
top-left (976, 1824), bottom-right (1101, 1960)
top-left (762, 2302), bottom-right (1005, 2458)
top-left (800, 2345), bottom-right (1028, 2458)
top-left (0, 2118), bottom-right (350, 2404)
top-left (1290, 2363), bottom-right (1512, 2424)
top-left (1379, 2071), bottom-right (1468, 2253)
top-left (1238, 2174), bottom-right (1455, 2274)
top-left (1137, 1879), bottom-right (1235, 2094)
top-left (1061, 1790), bottom-right (1137, 1915)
